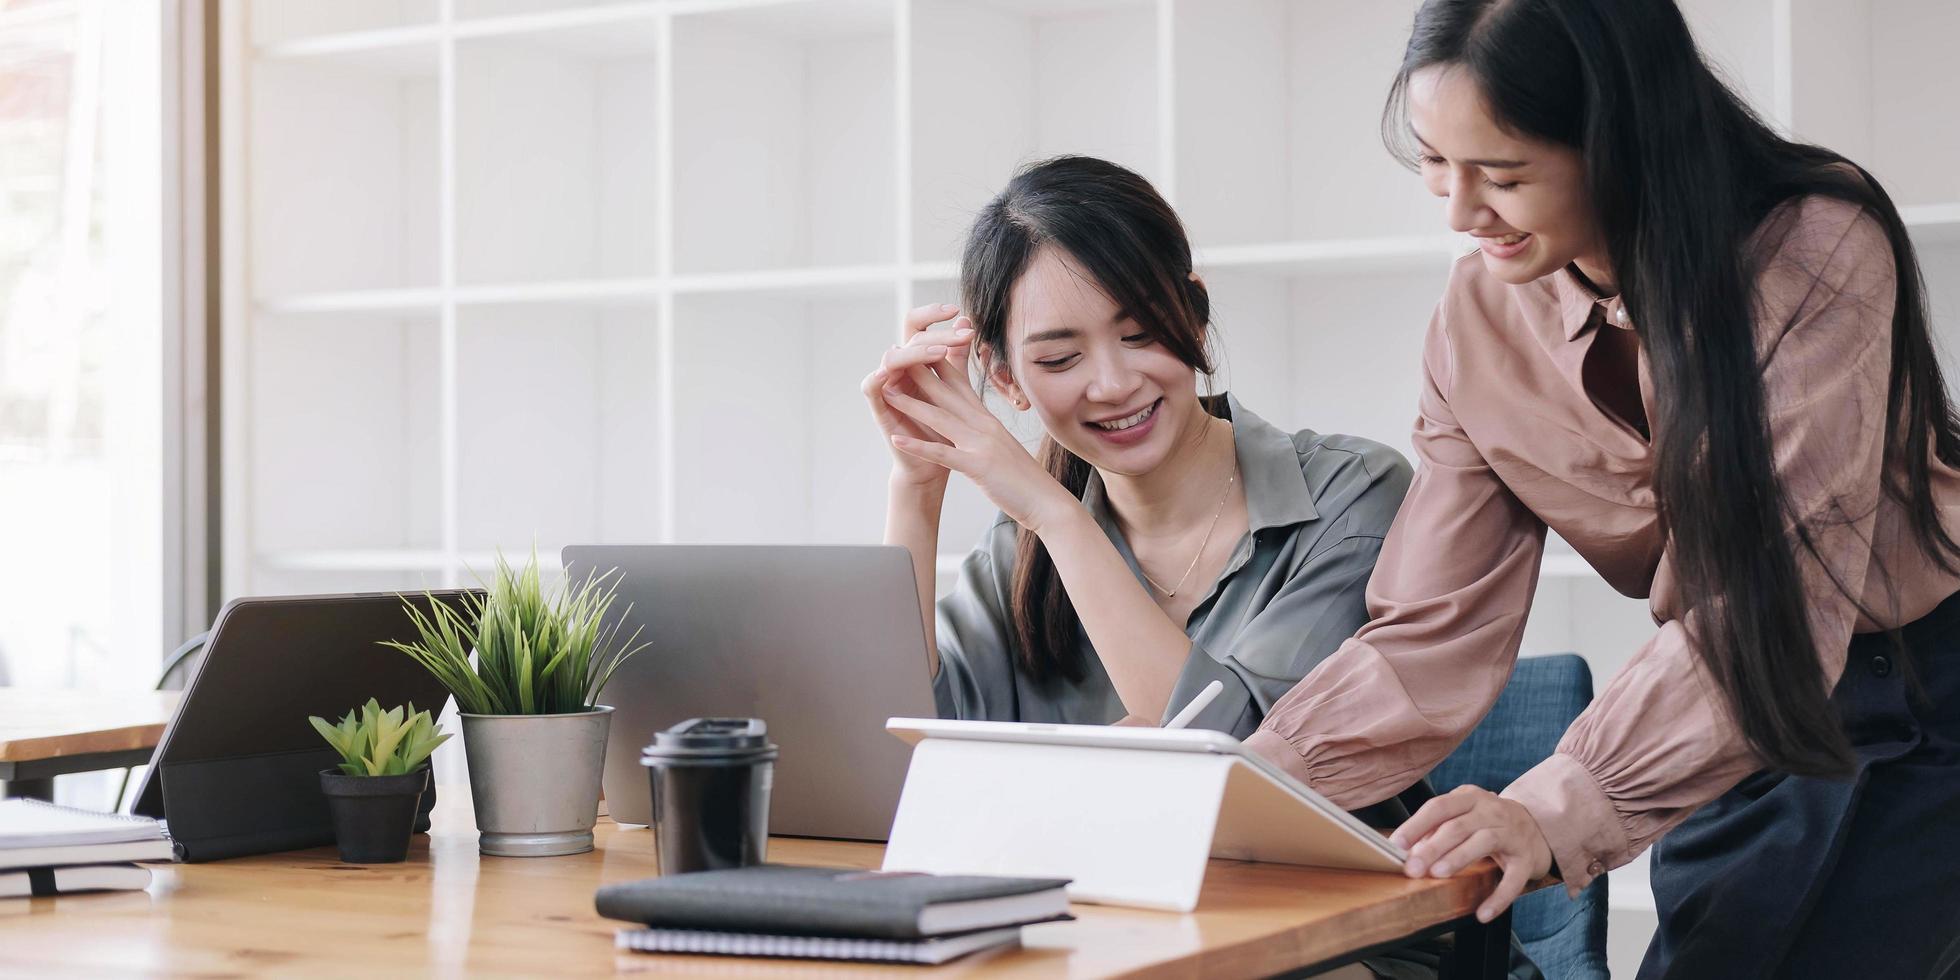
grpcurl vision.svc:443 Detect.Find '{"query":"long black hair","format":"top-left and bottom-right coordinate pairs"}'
top-left (960, 155), bottom-right (1214, 683)
top-left (1385, 0), bottom-right (1959, 775)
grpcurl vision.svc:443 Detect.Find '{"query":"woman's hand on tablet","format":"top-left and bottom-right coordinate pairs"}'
top-left (863, 303), bottom-right (973, 490)
top-left (877, 339), bottom-right (1076, 534)
top-left (1389, 784), bottom-right (1554, 923)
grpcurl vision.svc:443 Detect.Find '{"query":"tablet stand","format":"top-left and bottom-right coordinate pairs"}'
top-left (880, 737), bottom-right (1402, 912)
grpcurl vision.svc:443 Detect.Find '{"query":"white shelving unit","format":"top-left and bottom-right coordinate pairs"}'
top-left (224, 0), bottom-right (1960, 646)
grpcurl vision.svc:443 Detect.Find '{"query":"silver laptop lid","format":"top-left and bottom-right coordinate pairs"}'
top-left (562, 544), bottom-right (936, 841)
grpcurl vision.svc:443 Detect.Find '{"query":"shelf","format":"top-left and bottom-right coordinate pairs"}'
top-left (670, 0), bottom-right (896, 274)
top-left (256, 26), bottom-right (446, 69)
top-left (1904, 203), bottom-right (1960, 246)
top-left (1172, 0), bottom-right (1437, 248)
top-left (249, 1), bottom-right (438, 49)
top-left (250, 41), bottom-right (439, 296)
top-left (452, 306), bottom-right (664, 551)
top-left (669, 264), bottom-right (900, 297)
top-left (452, 1), bottom-right (666, 39)
top-left (1197, 236), bottom-right (1468, 276)
top-left (909, 0), bottom-right (1161, 265)
top-left (665, 290), bottom-right (899, 544)
top-left (249, 315), bottom-right (442, 554)
top-left (455, 16), bottom-right (663, 284)
top-left (259, 549), bottom-right (456, 572)
top-left (256, 267), bottom-right (900, 316)
top-left (1784, 1), bottom-right (1960, 211)
top-left (455, 278), bottom-right (664, 308)
top-left (257, 549), bottom-right (567, 574)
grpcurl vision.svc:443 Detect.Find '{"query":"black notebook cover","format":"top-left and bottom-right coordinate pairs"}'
top-left (594, 865), bottom-right (1071, 940)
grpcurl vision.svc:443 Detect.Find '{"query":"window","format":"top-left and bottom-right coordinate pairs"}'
top-left (0, 0), bottom-right (179, 696)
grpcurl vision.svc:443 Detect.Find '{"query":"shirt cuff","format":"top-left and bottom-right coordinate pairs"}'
top-left (1501, 752), bottom-right (1630, 896)
top-left (1243, 727), bottom-right (1313, 784)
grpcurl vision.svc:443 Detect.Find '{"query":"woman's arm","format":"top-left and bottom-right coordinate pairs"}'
top-left (884, 475), bottom-right (946, 676)
top-left (1244, 290), bottom-right (1547, 806)
top-left (879, 362), bottom-right (1198, 723)
top-left (863, 302), bottom-right (976, 675)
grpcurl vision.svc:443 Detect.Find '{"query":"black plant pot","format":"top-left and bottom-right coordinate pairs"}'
top-left (320, 767), bottom-right (430, 863)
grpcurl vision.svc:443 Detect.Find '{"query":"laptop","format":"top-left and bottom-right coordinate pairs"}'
top-left (561, 545), bottom-right (937, 841)
top-left (132, 590), bottom-right (478, 861)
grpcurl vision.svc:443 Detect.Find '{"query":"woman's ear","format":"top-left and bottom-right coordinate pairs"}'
top-left (988, 362), bottom-right (1030, 411)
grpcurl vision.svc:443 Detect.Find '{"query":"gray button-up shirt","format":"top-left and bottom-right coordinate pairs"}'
top-left (932, 395), bottom-right (1413, 739)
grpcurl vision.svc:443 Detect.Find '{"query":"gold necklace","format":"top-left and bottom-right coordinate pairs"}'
top-left (1138, 449), bottom-right (1240, 599)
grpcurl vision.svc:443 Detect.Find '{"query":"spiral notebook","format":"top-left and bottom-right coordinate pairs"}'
top-left (0, 800), bottom-right (173, 870)
top-left (614, 925), bottom-right (1022, 964)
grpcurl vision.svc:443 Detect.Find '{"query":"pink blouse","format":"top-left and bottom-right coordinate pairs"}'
top-left (1244, 195), bottom-right (1960, 893)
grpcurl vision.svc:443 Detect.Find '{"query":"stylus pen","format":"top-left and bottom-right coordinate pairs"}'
top-left (1163, 680), bottom-right (1225, 730)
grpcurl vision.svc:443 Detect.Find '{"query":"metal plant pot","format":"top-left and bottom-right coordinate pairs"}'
top-left (458, 705), bottom-right (613, 857)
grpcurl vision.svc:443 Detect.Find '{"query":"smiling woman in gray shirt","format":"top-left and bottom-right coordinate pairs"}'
top-left (863, 156), bottom-right (1412, 742)
top-left (935, 393), bottom-right (1408, 738)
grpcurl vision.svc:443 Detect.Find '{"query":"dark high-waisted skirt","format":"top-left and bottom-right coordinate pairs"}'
top-left (1642, 591), bottom-right (1960, 978)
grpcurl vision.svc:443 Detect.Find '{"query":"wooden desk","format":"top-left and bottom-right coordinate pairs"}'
top-left (0, 688), bottom-right (180, 800)
top-left (0, 789), bottom-right (1508, 978)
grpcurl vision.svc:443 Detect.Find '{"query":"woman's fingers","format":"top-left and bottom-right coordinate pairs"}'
top-left (1406, 816), bottom-right (1484, 877)
top-left (1423, 827), bottom-right (1498, 878)
top-left (1390, 786), bottom-right (1479, 855)
top-left (901, 302), bottom-right (962, 340)
top-left (903, 320), bottom-right (974, 350)
top-left (882, 383), bottom-right (969, 441)
top-left (1391, 788), bottom-right (1553, 922)
top-left (890, 433), bottom-right (965, 471)
top-left (880, 343), bottom-right (954, 375)
top-left (863, 369), bottom-right (950, 444)
top-left (1479, 854), bottom-right (1533, 923)
top-left (904, 357), bottom-right (977, 407)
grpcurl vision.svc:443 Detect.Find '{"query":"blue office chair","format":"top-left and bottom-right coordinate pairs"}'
top-left (1428, 653), bottom-right (1610, 980)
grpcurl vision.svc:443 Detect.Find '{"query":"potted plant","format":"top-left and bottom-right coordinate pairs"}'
top-left (310, 699), bottom-right (450, 864)
top-left (384, 552), bottom-right (646, 857)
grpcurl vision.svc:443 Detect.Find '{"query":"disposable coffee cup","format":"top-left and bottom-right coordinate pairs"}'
top-left (639, 717), bottom-right (778, 876)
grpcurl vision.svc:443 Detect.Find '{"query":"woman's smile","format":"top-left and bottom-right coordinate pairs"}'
top-left (1085, 397), bottom-right (1162, 446)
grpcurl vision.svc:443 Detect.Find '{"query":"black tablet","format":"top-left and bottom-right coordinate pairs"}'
top-left (132, 590), bottom-right (478, 861)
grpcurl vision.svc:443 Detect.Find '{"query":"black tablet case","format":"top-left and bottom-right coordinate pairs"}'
top-left (132, 591), bottom-right (479, 862)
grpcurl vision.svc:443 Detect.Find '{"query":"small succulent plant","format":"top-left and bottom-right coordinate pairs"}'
top-left (310, 699), bottom-right (451, 777)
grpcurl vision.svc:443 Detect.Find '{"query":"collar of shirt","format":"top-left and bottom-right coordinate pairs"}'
top-left (1553, 263), bottom-right (1634, 341)
top-left (1077, 393), bottom-right (1318, 538)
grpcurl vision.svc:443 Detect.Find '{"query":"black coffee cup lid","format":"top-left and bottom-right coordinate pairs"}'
top-left (641, 717), bottom-right (778, 761)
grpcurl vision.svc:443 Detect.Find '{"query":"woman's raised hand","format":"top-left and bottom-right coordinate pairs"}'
top-left (876, 324), bottom-right (1080, 535)
top-left (863, 303), bottom-right (974, 489)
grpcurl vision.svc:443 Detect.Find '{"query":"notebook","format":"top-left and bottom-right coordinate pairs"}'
top-left (0, 800), bottom-right (174, 870)
top-left (2, 863), bottom-right (153, 898)
top-left (593, 865), bottom-right (1072, 940)
top-left (615, 925), bottom-right (1021, 964)
top-left (0, 799), bottom-right (165, 849)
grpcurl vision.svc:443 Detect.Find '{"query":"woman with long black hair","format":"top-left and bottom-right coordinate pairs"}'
top-left (866, 156), bottom-right (1417, 756)
top-left (1242, 1), bottom-right (1960, 975)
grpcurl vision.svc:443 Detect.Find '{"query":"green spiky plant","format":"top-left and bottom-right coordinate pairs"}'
top-left (382, 551), bottom-right (648, 715)
top-left (310, 699), bottom-right (450, 777)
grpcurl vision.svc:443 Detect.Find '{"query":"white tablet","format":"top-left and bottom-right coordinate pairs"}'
top-left (885, 717), bottom-right (1409, 873)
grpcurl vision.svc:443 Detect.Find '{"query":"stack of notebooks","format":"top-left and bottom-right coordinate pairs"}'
top-left (595, 865), bottom-right (1073, 965)
top-left (1, 799), bottom-right (174, 898)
